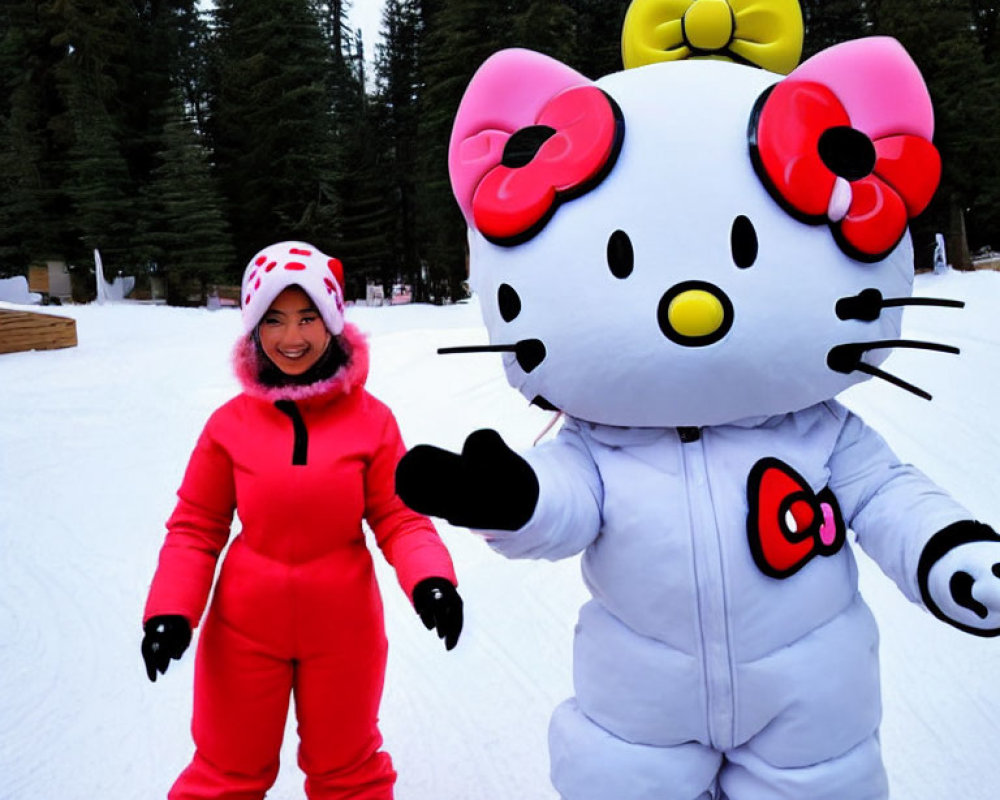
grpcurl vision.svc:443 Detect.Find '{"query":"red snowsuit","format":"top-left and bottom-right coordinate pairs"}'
top-left (144, 324), bottom-right (458, 800)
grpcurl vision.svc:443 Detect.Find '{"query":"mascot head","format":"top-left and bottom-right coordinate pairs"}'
top-left (446, 0), bottom-right (944, 427)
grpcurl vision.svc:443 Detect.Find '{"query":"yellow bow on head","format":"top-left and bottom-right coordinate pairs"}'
top-left (622, 0), bottom-right (804, 75)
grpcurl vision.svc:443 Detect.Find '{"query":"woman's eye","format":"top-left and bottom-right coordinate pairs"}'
top-left (263, 317), bottom-right (281, 326)
top-left (300, 316), bottom-right (317, 325)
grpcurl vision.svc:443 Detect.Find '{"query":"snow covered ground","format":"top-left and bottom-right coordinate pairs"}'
top-left (1, 269), bottom-right (999, 799)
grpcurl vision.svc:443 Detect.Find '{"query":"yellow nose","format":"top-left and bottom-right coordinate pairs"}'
top-left (658, 282), bottom-right (733, 346)
top-left (684, 0), bottom-right (735, 52)
top-left (667, 290), bottom-right (726, 338)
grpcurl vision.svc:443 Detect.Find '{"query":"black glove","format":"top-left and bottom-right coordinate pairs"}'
top-left (412, 577), bottom-right (463, 651)
top-left (141, 614), bottom-right (192, 682)
top-left (395, 429), bottom-right (539, 531)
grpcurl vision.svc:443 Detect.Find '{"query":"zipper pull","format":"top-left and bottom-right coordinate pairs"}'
top-left (677, 426), bottom-right (701, 443)
top-left (274, 400), bottom-right (309, 465)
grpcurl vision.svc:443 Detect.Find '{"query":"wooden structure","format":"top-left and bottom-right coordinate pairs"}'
top-left (0, 308), bottom-right (77, 355)
top-left (28, 261), bottom-right (73, 303)
top-left (973, 253), bottom-right (1000, 271)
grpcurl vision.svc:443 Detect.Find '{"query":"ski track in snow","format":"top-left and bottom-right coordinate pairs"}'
top-left (1, 271), bottom-right (999, 799)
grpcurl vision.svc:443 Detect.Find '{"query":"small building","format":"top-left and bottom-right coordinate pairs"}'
top-left (28, 261), bottom-right (73, 303)
top-left (365, 282), bottom-right (385, 306)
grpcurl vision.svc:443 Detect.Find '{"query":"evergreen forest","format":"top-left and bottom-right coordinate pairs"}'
top-left (1, 0), bottom-right (997, 304)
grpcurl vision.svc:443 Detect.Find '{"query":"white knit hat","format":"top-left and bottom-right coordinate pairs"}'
top-left (240, 241), bottom-right (346, 335)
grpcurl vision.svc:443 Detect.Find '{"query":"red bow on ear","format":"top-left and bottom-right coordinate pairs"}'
top-left (449, 49), bottom-right (624, 246)
top-left (470, 86), bottom-right (624, 245)
top-left (748, 37), bottom-right (941, 262)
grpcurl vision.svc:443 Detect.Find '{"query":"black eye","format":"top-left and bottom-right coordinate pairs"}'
top-left (731, 215), bottom-right (758, 269)
top-left (497, 284), bottom-right (521, 322)
top-left (818, 127), bottom-right (876, 181)
top-left (607, 230), bottom-right (633, 279)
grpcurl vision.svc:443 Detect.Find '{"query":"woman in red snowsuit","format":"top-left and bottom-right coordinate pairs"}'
top-left (141, 241), bottom-right (461, 800)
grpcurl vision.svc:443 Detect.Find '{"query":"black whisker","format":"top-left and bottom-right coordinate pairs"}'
top-left (437, 344), bottom-right (517, 355)
top-left (438, 339), bottom-right (548, 373)
top-left (852, 362), bottom-right (933, 401)
top-left (836, 339), bottom-right (960, 358)
top-left (881, 296), bottom-right (965, 310)
top-left (828, 339), bottom-right (959, 372)
top-left (837, 288), bottom-right (965, 321)
top-left (827, 338), bottom-right (960, 401)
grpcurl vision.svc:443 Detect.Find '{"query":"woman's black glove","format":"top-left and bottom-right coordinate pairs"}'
top-left (141, 614), bottom-right (192, 682)
top-left (412, 577), bottom-right (463, 651)
top-left (395, 429), bottom-right (539, 531)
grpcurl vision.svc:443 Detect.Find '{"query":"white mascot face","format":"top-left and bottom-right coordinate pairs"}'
top-left (449, 36), bottom-right (941, 428)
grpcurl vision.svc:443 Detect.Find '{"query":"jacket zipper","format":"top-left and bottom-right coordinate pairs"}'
top-left (678, 426), bottom-right (736, 750)
top-left (274, 400), bottom-right (309, 466)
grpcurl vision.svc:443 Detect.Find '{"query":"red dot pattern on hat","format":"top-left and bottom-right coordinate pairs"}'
top-left (327, 258), bottom-right (344, 287)
top-left (243, 245), bottom-right (345, 317)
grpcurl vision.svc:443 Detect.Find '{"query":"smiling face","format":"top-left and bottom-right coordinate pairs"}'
top-left (257, 286), bottom-right (332, 376)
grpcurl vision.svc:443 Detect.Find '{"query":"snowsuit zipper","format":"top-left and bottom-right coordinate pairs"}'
top-left (677, 426), bottom-right (701, 442)
top-left (274, 400), bottom-right (309, 466)
top-left (678, 426), bottom-right (736, 750)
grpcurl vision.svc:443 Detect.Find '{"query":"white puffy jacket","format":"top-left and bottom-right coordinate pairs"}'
top-left (483, 400), bottom-right (968, 761)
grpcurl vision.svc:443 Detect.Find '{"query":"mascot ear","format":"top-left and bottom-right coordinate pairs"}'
top-left (749, 37), bottom-right (941, 262)
top-left (449, 48), bottom-right (625, 245)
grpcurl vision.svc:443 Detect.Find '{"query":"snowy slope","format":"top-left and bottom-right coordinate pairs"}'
top-left (0, 269), bottom-right (998, 799)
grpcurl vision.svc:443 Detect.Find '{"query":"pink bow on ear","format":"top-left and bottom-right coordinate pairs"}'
top-left (749, 37), bottom-right (941, 262)
top-left (449, 48), bottom-right (624, 244)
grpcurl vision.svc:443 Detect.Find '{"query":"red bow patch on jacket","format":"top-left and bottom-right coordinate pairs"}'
top-left (746, 458), bottom-right (846, 578)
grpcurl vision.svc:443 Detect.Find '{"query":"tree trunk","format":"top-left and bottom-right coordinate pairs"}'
top-left (947, 195), bottom-right (972, 270)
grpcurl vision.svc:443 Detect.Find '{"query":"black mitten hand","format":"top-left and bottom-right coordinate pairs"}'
top-left (412, 577), bottom-right (463, 651)
top-left (918, 520), bottom-right (1000, 637)
top-left (141, 614), bottom-right (192, 682)
top-left (395, 429), bottom-right (539, 530)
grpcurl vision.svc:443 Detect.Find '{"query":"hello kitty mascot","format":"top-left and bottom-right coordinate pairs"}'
top-left (396, 1), bottom-right (1000, 798)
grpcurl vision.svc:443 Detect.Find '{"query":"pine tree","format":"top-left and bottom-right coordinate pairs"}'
top-left (208, 0), bottom-right (340, 265)
top-left (172, 2), bottom-right (215, 133)
top-left (971, 1), bottom-right (999, 59)
top-left (373, 0), bottom-right (423, 299)
top-left (334, 50), bottom-right (397, 300)
top-left (564, 0), bottom-right (630, 78)
top-left (120, 2), bottom-right (203, 194)
top-left (0, 1), bottom-right (77, 269)
top-left (800, 0), bottom-right (869, 58)
top-left (53, 0), bottom-right (142, 270)
top-left (509, 0), bottom-right (578, 66)
top-left (62, 76), bottom-right (134, 268)
top-left (417, 0), bottom-right (516, 299)
top-left (139, 95), bottom-right (235, 305)
top-left (312, 0), bottom-right (354, 60)
top-left (871, 0), bottom-right (1000, 265)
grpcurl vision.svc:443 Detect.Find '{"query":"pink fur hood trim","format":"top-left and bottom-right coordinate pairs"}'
top-left (232, 322), bottom-right (370, 404)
